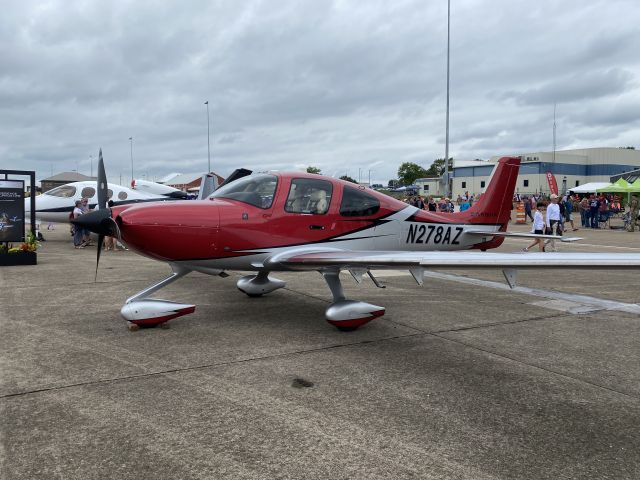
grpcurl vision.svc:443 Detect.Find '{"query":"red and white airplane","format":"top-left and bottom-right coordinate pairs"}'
top-left (74, 153), bottom-right (640, 331)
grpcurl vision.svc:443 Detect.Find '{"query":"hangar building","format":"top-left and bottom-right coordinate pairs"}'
top-left (452, 147), bottom-right (640, 197)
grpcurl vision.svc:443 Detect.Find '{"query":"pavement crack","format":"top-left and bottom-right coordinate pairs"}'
top-left (0, 331), bottom-right (424, 400)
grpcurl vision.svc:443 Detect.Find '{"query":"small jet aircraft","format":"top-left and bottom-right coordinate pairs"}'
top-left (74, 153), bottom-right (640, 331)
top-left (26, 178), bottom-right (187, 224)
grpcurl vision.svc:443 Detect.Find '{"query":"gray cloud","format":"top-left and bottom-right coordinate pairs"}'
top-left (1, 0), bottom-right (640, 185)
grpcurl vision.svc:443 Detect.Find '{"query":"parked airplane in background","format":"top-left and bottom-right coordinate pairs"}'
top-left (74, 154), bottom-right (640, 332)
top-left (26, 177), bottom-right (186, 224)
top-left (131, 178), bottom-right (189, 199)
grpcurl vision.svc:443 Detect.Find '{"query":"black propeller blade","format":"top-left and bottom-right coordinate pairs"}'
top-left (69, 148), bottom-right (120, 280)
top-left (97, 149), bottom-right (108, 210)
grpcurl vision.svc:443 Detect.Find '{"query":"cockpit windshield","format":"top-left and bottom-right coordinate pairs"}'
top-left (209, 174), bottom-right (278, 209)
top-left (45, 185), bottom-right (77, 198)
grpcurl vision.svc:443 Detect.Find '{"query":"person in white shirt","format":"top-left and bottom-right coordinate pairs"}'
top-left (544, 194), bottom-right (562, 252)
top-left (523, 202), bottom-right (546, 252)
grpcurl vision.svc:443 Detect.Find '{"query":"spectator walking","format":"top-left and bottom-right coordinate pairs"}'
top-left (544, 194), bottom-right (562, 251)
top-left (523, 202), bottom-right (546, 252)
top-left (563, 195), bottom-right (578, 231)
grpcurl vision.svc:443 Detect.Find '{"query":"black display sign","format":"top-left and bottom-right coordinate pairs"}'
top-left (0, 180), bottom-right (25, 242)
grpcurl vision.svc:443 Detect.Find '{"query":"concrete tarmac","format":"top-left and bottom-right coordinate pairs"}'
top-left (1, 221), bottom-right (639, 479)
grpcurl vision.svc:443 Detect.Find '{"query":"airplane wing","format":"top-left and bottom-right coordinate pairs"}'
top-left (263, 249), bottom-right (640, 288)
top-left (265, 250), bottom-right (640, 270)
top-left (466, 230), bottom-right (582, 242)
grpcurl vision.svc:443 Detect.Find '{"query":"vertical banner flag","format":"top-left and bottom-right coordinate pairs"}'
top-left (0, 180), bottom-right (25, 242)
top-left (545, 172), bottom-right (558, 195)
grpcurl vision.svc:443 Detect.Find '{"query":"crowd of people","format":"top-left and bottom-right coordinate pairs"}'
top-left (404, 189), bottom-right (639, 254)
top-left (406, 191), bottom-right (479, 213)
top-left (70, 197), bottom-right (126, 251)
top-left (520, 192), bottom-right (639, 232)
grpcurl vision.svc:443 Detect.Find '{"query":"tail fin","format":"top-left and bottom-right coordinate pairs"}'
top-left (454, 156), bottom-right (521, 227)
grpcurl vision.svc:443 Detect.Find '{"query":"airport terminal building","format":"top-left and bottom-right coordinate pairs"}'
top-left (452, 147), bottom-right (640, 197)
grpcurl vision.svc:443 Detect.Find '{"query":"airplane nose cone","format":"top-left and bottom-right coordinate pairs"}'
top-left (71, 209), bottom-right (118, 237)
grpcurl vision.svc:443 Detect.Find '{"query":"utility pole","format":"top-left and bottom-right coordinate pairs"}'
top-left (129, 136), bottom-right (134, 184)
top-left (443, 0), bottom-right (451, 197)
top-left (552, 103), bottom-right (557, 164)
top-left (205, 101), bottom-right (211, 173)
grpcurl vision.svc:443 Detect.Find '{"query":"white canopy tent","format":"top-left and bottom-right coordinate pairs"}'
top-left (569, 182), bottom-right (610, 194)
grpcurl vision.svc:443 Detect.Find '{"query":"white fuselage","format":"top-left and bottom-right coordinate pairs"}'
top-left (26, 181), bottom-right (170, 223)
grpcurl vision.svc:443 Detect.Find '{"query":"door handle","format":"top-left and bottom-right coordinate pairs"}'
top-left (309, 225), bottom-right (325, 230)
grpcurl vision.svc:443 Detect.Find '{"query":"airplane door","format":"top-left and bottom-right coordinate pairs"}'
top-left (269, 178), bottom-right (334, 246)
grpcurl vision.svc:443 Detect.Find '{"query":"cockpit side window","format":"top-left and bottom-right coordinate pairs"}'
top-left (209, 174), bottom-right (278, 209)
top-left (340, 186), bottom-right (380, 217)
top-left (46, 185), bottom-right (77, 198)
top-left (285, 178), bottom-right (333, 214)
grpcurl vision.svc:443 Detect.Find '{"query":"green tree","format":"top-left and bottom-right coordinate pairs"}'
top-left (306, 166), bottom-right (322, 174)
top-left (425, 157), bottom-right (453, 176)
top-left (339, 175), bottom-right (358, 183)
top-left (397, 162), bottom-right (429, 185)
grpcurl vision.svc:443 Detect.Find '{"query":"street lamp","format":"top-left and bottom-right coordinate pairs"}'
top-left (90, 154), bottom-right (93, 177)
top-left (205, 101), bottom-right (211, 173)
top-left (129, 137), bottom-right (134, 184)
top-left (443, 0), bottom-right (451, 198)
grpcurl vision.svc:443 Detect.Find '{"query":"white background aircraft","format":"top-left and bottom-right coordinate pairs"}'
top-left (27, 177), bottom-right (186, 224)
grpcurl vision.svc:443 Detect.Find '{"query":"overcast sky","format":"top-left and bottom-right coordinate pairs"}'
top-left (2, 0), bottom-right (639, 184)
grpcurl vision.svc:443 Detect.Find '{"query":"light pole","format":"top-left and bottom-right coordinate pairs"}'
top-left (90, 154), bottom-right (93, 177)
top-left (443, 0), bottom-right (451, 198)
top-left (368, 169), bottom-right (372, 186)
top-left (129, 137), bottom-right (134, 184)
top-left (205, 101), bottom-right (211, 173)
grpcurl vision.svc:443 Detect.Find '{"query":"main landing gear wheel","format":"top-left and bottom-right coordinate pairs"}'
top-left (321, 271), bottom-right (386, 331)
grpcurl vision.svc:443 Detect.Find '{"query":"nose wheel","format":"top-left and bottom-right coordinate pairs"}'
top-left (237, 271), bottom-right (286, 297)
